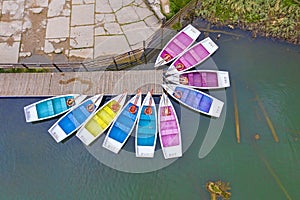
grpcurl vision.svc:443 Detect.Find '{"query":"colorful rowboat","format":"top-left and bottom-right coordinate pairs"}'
top-left (158, 92), bottom-right (182, 159)
top-left (165, 70), bottom-right (230, 90)
top-left (154, 24), bottom-right (201, 68)
top-left (24, 94), bottom-right (87, 123)
top-left (102, 91), bottom-right (142, 154)
top-left (76, 93), bottom-right (127, 146)
top-left (162, 83), bottom-right (224, 118)
top-left (166, 37), bottom-right (219, 75)
top-left (135, 91), bottom-right (157, 158)
top-left (48, 94), bottom-right (103, 143)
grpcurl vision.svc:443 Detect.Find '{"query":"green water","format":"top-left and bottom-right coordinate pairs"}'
top-left (0, 30), bottom-right (299, 199)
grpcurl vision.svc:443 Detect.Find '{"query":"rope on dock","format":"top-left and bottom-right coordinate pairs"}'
top-left (232, 81), bottom-right (241, 143)
top-left (255, 95), bottom-right (279, 143)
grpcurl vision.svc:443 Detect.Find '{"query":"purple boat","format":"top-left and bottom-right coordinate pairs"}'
top-left (166, 70), bottom-right (230, 90)
top-left (162, 83), bottom-right (224, 118)
top-left (166, 37), bottom-right (219, 75)
top-left (158, 92), bottom-right (182, 159)
top-left (154, 24), bottom-right (201, 68)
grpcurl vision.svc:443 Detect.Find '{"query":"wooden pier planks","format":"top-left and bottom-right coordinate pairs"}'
top-left (0, 70), bottom-right (163, 96)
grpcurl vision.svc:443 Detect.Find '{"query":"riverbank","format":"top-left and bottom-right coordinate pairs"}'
top-left (194, 0), bottom-right (299, 45)
top-left (165, 0), bottom-right (299, 45)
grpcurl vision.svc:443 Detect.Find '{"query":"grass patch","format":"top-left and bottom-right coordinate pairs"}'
top-left (0, 68), bottom-right (50, 73)
top-left (165, 0), bottom-right (192, 19)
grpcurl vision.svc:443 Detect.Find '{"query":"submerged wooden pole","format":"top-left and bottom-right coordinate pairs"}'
top-left (253, 143), bottom-right (292, 200)
top-left (255, 95), bottom-right (279, 142)
top-left (232, 81), bottom-right (241, 143)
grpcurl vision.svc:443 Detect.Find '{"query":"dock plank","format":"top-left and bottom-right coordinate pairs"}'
top-left (0, 70), bottom-right (163, 96)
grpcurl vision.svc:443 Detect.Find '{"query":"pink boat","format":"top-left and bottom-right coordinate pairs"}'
top-left (166, 37), bottom-right (219, 75)
top-left (165, 70), bottom-right (230, 90)
top-left (158, 92), bottom-right (182, 159)
top-left (154, 24), bottom-right (201, 68)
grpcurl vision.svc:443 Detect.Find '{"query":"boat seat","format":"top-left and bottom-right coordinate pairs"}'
top-left (198, 95), bottom-right (213, 113)
top-left (189, 49), bottom-right (202, 62)
top-left (52, 98), bottom-right (68, 114)
top-left (103, 105), bottom-right (116, 117)
top-left (160, 128), bottom-right (178, 136)
top-left (85, 118), bottom-right (104, 137)
top-left (108, 126), bottom-right (128, 143)
top-left (36, 100), bottom-right (55, 118)
top-left (194, 44), bottom-right (209, 59)
top-left (201, 73), bottom-right (207, 86)
top-left (206, 73), bottom-right (218, 86)
top-left (92, 114), bottom-right (107, 129)
top-left (137, 135), bottom-right (155, 146)
top-left (173, 39), bottom-right (187, 49)
top-left (97, 109), bottom-right (114, 124)
top-left (161, 134), bottom-right (179, 147)
top-left (160, 114), bottom-right (175, 121)
top-left (137, 126), bottom-right (156, 135)
top-left (114, 121), bottom-right (131, 133)
top-left (58, 114), bottom-right (77, 135)
top-left (160, 120), bottom-right (177, 130)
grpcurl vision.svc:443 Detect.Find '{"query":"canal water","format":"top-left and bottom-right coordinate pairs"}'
top-left (0, 26), bottom-right (300, 199)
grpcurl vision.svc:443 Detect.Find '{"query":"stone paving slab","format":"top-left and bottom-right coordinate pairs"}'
top-left (71, 4), bottom-right (94, 26)
top-left (0, 0), bottom-right (163, 63)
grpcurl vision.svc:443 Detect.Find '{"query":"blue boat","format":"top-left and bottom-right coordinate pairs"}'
top-left (24, 94), bottom-right (87, 122)
top-left (135, 91), bottom-right (157, 158)
top-left (102, 91), bottom-right (142, 154)
top-left (162, 83), bottom-right (224, 118)
top-left (48, 94), bottom-right (103, 143)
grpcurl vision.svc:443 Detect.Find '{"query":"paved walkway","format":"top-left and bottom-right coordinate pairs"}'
top-left (0, 0), bottom-right (163, 63)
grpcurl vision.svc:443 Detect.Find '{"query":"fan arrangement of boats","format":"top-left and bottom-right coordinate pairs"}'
top-left (23, 24), bottom-right (230, 159)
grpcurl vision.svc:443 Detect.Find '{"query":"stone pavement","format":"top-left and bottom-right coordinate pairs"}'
top-left (0, 0), bottom-right (163, 63)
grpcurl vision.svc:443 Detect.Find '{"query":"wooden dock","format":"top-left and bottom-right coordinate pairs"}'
top-left (0, 70), bottom-right (164, 96)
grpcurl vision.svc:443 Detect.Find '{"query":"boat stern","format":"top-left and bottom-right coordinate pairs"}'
top-left (102, 137), bottom-right (123, 154)
top-left (76, 127), bottom-right (96, 146)
top-left (162, 145), bottom-right (182, 159)
top-left (217, 71), bottom-right (231, 88)
top-left (48, 124), bottom-right (68, 143)
top-left (208, 98), bottom-right (224, 118)
top-left (24, 104), bottom-right (38, 122)
top-left (201, 37), bottom-right (219, 54)
top-left (136, 146), bottom-right (155, 158)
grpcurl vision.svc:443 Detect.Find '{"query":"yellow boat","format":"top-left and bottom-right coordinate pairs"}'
top-left (76, 93), bottom-right (127, 145)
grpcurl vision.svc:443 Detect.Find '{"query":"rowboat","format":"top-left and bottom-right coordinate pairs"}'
top-left (48, 94), bottom-right (103, 143)
top-left (76, 93), bottom-right (127, 146)
top-left (165, 37), bottom-right (219, 75)
top-left (165, 70), bottom-right (230, 90)
top-left (154, 24), bottom-right (200, 68)
top-left (162, 83), bottom-right (224, 118)
top-left (102, 91), bottom-right (142, 154)
top-left (158, 92), bottom-right (182, 159)
top-left (24, 94), bottom-right (87, 123)
top-left (135, 91), bottom-right (157, 158)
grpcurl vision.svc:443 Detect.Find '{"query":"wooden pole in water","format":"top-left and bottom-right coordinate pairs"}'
top-left (253, 142), bottom-right (292, 200)
top-left (255, 95), bottom-right (279, 142)
top-left (232, 81), bottom-right (241, 143)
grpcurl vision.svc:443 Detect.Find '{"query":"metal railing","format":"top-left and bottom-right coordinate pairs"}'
top-left (0, 1), bottom-right (200, 73)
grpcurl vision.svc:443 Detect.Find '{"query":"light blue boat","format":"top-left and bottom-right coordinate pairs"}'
top-left (135, 91), bottom-right (157, 158)
top-left (48, 94), bottom-right (103, 143)
top-left (102, 92), bottom-right (142, 154)
top-left (24, 94), bottom-right (87, 122)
